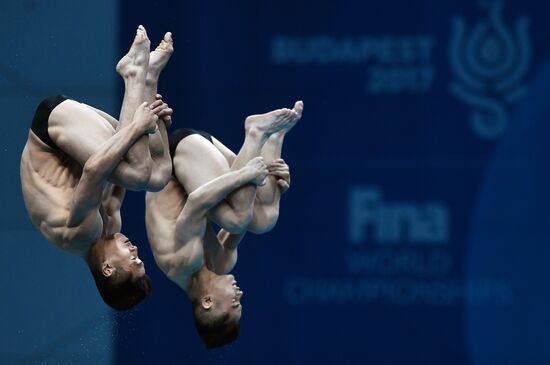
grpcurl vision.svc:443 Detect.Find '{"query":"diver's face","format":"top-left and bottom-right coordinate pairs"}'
top-left (212, 274), bottom-right (243, 321)
top-left (105, 233), bottom-right (146, 279)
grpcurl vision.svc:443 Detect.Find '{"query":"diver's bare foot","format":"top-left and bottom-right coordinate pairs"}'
top-left (245, 100), bottom-right (303, 137)
top-left (286, 100), bottom-right (303, 134)
top-left (292, 100), bottom-right (304, 122)
top-left (147, 32), bottom-right (174, 84)
top-left (116, 25), bottom-right (151, 79)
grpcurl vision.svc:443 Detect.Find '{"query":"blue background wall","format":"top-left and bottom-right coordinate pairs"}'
top-left (3, 0), bottom-right (550, 364)
top-left (0, 1), bottom-right (119, 364)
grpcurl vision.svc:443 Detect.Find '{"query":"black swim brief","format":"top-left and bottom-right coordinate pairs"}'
top-left (31, 95), bottom-right (69, 151)
top-left (168, 128), bottom-right (214, 177)
top-left (168, 128), bottom-right (214, 159)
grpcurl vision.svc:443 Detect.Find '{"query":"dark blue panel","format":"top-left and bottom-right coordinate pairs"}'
top-left (115, 1), bottom-right (550, 363)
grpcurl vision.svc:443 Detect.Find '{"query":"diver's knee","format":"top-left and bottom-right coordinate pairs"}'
top-left (146, 166), bottom-right (172, 192)
top-left (248, 207), bottom-right (279, 234)
top-left (223, 209), bottom-right (253, 235)
top-left (121, 164), bottom-right (153, 191)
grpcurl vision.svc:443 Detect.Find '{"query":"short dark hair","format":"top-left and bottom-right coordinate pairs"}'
top-left (91, 269), bottom-right (152, 311)
top-left (193, 306), bottom-right (240, 349)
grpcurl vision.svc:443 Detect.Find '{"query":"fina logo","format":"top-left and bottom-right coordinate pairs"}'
top-left (449, 1), bottom-right (531, 140)
top-left (348, 187), bottom-right (449, 245)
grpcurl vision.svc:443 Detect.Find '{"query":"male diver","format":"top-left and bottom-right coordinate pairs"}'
top-left (146, 102), bottom-right (302, 347)
top-left (20, 26), bottom-right (174, 310)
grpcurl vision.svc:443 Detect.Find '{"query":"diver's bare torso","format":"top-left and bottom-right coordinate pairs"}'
top-left (21, 126), bottom-right (121, 257)
top-left (145, 178), bottom-right (200, 289)
top-left (146, 155), bottom-right (272, 294)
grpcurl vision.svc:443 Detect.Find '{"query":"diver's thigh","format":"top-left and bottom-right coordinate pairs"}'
top-left (48, 99), bottom-right (116, 166)
top-left (211, 136), bottom-right (237, 166)
top-left (173, 134), bottom-right (231, 193)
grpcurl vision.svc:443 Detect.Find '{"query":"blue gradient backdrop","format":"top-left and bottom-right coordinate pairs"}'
top-left (3, 0), bottom-right (550, 364)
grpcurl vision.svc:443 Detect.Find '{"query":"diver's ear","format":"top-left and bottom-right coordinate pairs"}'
top-left (201, 295), bottom-right (213, 310)
top-left (102, 263), bottom-right (114, 278)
